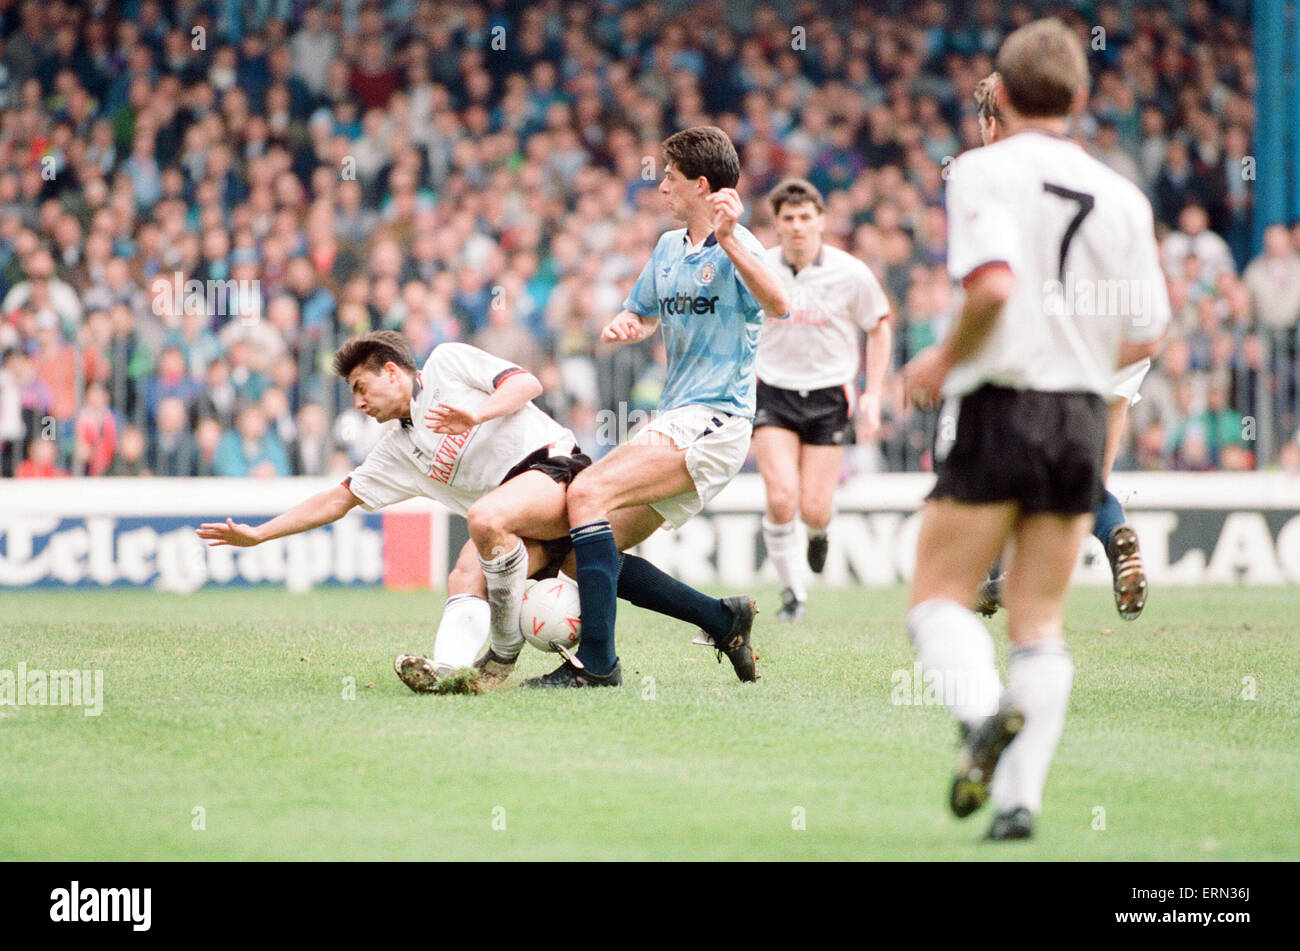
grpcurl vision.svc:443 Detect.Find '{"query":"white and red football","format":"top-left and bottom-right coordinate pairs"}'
top-left (518, 575), bottom-right (582, 653)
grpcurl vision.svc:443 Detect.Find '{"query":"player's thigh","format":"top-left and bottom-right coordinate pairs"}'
top-left (753, 425), bottom-right (801, 518)
top-left (1102, 397), bottom-right (1129, 482)
top-left (797, 442), bottom-right (844, 525)
top-left (910, 498), bottom-right (1019, 609)
top-left (568, 436), bottom-right (694, 516)
top-left (1001, 511), bottom-right (1092, 646)
top-left (468, 469), bottom-right (571, 542)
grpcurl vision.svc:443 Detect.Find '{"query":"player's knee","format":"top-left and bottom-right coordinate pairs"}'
top-left (766, 485), bottom-right (797, 523)
top-left (566, 471), bottom-right (606, 519)
top-left (800, 499), bottom-right (832, 530)
top-left (466, 499), bottom-right (507, 543)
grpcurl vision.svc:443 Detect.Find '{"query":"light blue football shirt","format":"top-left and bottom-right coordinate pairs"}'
top-left (622, 224), bottom-right (773, 418)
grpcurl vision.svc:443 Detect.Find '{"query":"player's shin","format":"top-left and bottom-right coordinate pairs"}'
top-left (570, 520), bottom-right (619, 674)
top-left (762, 517), bottom-right (806, 602)
top-left (431, 594), bottom-right (491, 672)
top-left (1092, 489), bottom-right (1126, 550)
top-left (480, 539), bottom-right (528, 662)
top-left (990, 640), bottom-right (1074, 816)
top-left (906, 598), bottom-right (1003, 730)
top-left (617, 554), bottom-right (732, 640)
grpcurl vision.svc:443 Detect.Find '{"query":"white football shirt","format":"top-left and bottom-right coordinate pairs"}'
top-left (346, 342), bottom-right (574, 515)
top-left (943, 130), bottom-right (1170, 399)
top-left (755, 244), bottom-right (890, 391)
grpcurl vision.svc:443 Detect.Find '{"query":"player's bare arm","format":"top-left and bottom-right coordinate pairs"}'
top-left (600, 309), bottom-right (659, 345)
top-left (859, 318), bottom-right (893, 437)
top-left (709, 188), bottom-right (789, 318)
top-left (196, 482), bottom-right (360, 547)
top-left (425, 370), bottom-right (543, 435)
top-left (1118, 336), bottom-right (1163, 369)
top-left (903, 263), bottom-right (1014, 407)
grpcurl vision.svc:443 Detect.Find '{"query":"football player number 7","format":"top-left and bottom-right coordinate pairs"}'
top-left (1043, 183), bottom-right (1095, 282)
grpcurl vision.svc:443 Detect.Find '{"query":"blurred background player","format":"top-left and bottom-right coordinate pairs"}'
top-left (972, 72), bottom-right (1150, 624)
top-left (754, 178), bottom-right (892, 621)
top-left (526, 126), bottom-right (788, 688)
top-left (901, 20), bottom-right (1168, 841)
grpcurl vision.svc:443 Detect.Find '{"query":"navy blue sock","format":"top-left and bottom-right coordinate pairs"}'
top-left (617, 554), bottom-right (732, 640)
top-left (571, 520), bottom-right (619, 674)
top-left (1092, 488), bottom-right (1126, 550)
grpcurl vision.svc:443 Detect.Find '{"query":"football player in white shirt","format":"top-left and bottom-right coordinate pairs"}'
top-left (971, 72), bottom-right (1150, 623)
top-left (753, 179), bottom-right (892, 621)
top-left (900, 20), bottom-right (1167, 841)
top-left (197, 331), bottom-right (759, 691)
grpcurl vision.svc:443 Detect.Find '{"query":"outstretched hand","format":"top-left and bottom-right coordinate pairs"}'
top-left (425, 402), bottom-right (478, 435)
top-left (196, 518), bottom-right (261, 547)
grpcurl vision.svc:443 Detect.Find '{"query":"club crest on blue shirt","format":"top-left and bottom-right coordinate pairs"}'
top-left (696, 261), bottom-right (717, 285)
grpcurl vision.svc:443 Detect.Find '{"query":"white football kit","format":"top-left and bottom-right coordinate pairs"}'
top-left (756, 243), bottom-right (890, 391)
top-left (345, 342), bottom-right (575, 515)
top-left (944, 130), bottom-right (1170, 398)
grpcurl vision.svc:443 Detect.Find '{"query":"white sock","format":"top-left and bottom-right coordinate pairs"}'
top-left (431, 594), bottom-right (490, 673)
top-left (906, 598), bottom-right (1003, 730)
top-left (480, 539), bottom-right (528, 661)
top-left (763, 517), bottom-right (806, 602)
top-left (990, 640), bottom-right (1074, 815)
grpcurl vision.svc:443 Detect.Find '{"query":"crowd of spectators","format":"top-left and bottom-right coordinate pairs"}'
top-left (0, 0), bottom-right (1290, 483)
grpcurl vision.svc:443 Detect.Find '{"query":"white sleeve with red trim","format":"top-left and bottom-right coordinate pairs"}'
top-left (344, 431), bottom-right (421, 512)
top-left (853, 259), bottom-right (891, 332)
top-left (945, 151), bottom-right (1019, 285)
top-left (426, 342), bottom-right (527, 395)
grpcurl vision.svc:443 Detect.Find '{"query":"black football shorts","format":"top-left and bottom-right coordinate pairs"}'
top-left (927, 384), bottom-right (1106, 515)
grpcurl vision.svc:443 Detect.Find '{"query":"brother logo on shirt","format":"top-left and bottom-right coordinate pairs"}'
top-left (658, 293), bottom-right (719, 316)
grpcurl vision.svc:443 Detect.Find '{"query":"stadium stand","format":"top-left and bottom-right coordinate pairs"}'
top-left (0, 0), bottom-right (1272, 480)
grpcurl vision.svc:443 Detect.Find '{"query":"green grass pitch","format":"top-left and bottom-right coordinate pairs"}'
top-left (1, 585), bottom-right (1296, 861)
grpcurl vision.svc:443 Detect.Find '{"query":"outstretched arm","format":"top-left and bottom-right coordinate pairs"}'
top-left (196, 482), bottom-right (360, 547)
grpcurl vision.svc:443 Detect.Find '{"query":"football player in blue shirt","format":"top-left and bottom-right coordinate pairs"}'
top-left (523, 126), bottom-right (789, 688)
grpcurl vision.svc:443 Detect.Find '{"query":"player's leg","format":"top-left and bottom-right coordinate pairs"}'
top-left (986, 510), bottom-right (1092, 839)
top-left (541, 435), bottom-right (695, 684)
top-left (466, 470), bottom-right (573, 673)
top-left (395, 537), bottom-right (555, 693)
top-left (909, 498), bottom-right (1018, 736)
top-left (1096, 397), bottom-right (1146, 619)
top-left (550, 504), bottom-right (759, 681)
top-left (754, 424), bottom-right (806, 620)
top-left (797, 441), bottom-right (844, 575)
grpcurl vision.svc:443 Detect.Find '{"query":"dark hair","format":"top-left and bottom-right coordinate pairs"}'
top-left (767, 178), bottom-right (825, 215)
top-left (332, 330), bottom-right (416, 379)
top-left (662, 126), bottom-right (740, 192)
top-left (996, 19), bottom-right (1088, 119)
top-left (974, 72), bottom-right (1004, 124)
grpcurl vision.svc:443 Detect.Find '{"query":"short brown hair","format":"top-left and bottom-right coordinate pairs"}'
top-left (662, 126), bottom-right (740, 192)
top-left (974, 72), bottom-right (1004, 123)
top-left (332, 330), bottom-right (416, 379)
top-left (995, 19), bottom-right (1088, 119)
top-left (768, 178), bottom-right (825, 216)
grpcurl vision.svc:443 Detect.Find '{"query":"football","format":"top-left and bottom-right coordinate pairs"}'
top-left (519, 575), bottom-right (582, 653)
